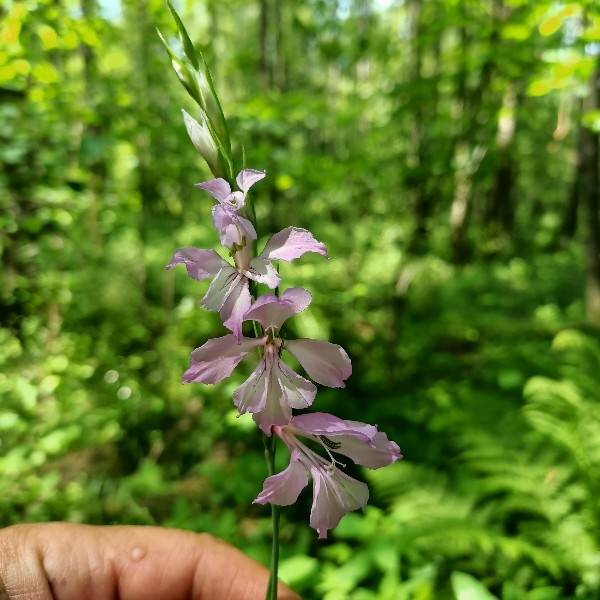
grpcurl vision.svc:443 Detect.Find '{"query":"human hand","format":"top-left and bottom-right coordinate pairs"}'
top-left (0, 523), bottom-right (300, 599)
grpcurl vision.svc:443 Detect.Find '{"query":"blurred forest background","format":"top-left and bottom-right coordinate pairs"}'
top-left (2, 0), bottom-right (600, 598)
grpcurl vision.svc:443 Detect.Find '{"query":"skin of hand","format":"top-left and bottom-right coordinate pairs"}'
top-left (0, 523), bottom-right (300, 600)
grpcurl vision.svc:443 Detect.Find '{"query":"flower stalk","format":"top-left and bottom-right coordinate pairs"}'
top-left (263, 434), bottom-right (281, 600)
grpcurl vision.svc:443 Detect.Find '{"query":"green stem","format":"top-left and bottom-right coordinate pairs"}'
top-left (263, 434), bottom-right (281, 600)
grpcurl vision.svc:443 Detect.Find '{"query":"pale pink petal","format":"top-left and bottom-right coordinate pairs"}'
top-left (195, 177), bottom-right (231, 202)
top-left (291, 412), bottom-right (376, 439)
top-left (285, 339), bottom-right (351, 387)
top-left (260, 227), bottom-right (327, 262)
top-left (251, 356), bottom-right (295, 434)
top-left (220, 276), bottom-right (252, 340)
top-left (212, 204), bottom-right (257, 247)
top-left (234, 353), bottom-right (293, 434)
top-left (245, 256), bottom-right (281, 289)
top-left (253, 451), bottom-right (308, 506)
top-left (236, 168), bottom-right (266, 193)
top-left (244, 288), bottom-right (312, 330)
top-left (233, 358), bottom-right (269, 414)
top-left (200, 266), bottom-right (239, 311)
top-left (226, 191), bottom-right (246, 210)
top-left (166, 248), bottom-right (227, 281)
top-left (291, 412), bottom-right (402, 469)
top-left (252, 394), bottom-right (291, 435)
top-left (277, 360), bottom-right (316, 409)
top-left (309, 465), bottom-right (369, 539)
top-left (236, 352), bottom-right (313, 434)
top-left (182, 335), bottom-right (264, 384)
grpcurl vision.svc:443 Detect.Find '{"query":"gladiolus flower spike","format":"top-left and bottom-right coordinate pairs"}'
top-left (161, 5), bottom-right (402, 592)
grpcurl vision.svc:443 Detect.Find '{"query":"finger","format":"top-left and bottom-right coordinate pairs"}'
top-left (0, 523), bottom-right (300, 600)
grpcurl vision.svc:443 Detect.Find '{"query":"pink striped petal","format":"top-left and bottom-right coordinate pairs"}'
top-left (285, 339), bottom-right (351, 387)
top-left (182, 335), bottom-right (264, 384)
top-left (220, 276), bottom-right (252, 340)
top-left (212, 204), bottom-right (257, 248)
top-left (291, 412), bottom-right (402, 469)
top-left (201, 266), bottom-right (239, 311)
top-left (253, 450), bottom-right (308, 506)
top-left (260, 227), bottom-right (327, 262)
top-left (309, 466), bottom-right (369, 539)
top-left (246, 256), bottom-right (281, 289)
top-left (236, 169), bottom-right (266, 193)
top-left (195, 177), bottom-right (231, 202)
top-left (166, 248), bottom-right (227, 281)
top-left (244, 288), bottom-right (312, 330)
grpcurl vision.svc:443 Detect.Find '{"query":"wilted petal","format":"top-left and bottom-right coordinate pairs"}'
top-left (195, 177), bottom-right (231, 202)
top-left (236, 168), bottom-right (266, 193)
top-left (285, 339), bottom-right (351, 387)
top-left (244, 287), bottom-right (312, 330)
top-left (254, 450), bottom-right (308, 506)
top-left (291, 412), bottom-right (402, 469)
top-left (212, 204), bottom-right (257, 247)
top-left (246, 256), bottom-right (281, 289)
top-left (166, 247), bottom-right (227, 281)
top-left (182, 334), bottom-right (264, 384)
top-left (201, 266), bottom-right (239, 311)
top-left (309, 465), bottom-right (369, 539)
top-left (220, 276), bottom-right (252, 340)
top-left (260, 227), bottom-right (327, 262)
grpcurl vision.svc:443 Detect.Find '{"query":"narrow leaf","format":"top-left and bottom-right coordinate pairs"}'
top-left (166, 0), bottom-right (199, 69)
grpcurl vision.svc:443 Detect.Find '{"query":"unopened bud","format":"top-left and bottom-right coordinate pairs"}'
top-left (182, 109), bottom-right (220, 176)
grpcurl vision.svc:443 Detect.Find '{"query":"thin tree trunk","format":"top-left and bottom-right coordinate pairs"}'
top-left (450, 0), bottom-right (500, 261)
top-left (449, 15), bottom-right (472, 261)
top-left (258, 0), bottom-right (271, 87)
top-left (583, 63), bottom-right (600, 325)
top-left (561, 97), bottom-right (583, 240)
top-left (273, 0), bottom-right (287, 91)
top-left (408, 0), bottom-right (430, 251)
top-left (488, 87), bottom-right (519, 234)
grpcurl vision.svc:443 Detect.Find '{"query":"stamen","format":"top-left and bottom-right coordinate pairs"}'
top-left (315, 435), bottom-right (346, 469)
top-left (319, 435), bottom-right (341, 450)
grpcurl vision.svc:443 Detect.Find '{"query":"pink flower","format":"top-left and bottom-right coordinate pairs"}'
top-left (181, 288), bottom-right (352, 433)
top-left (195, 169), bottom-right (265, 248)
top-left (254, 413), bottom-right (402, 538)
top-left (197, 169), bottom-right (266, 211)
top-left (167, 228), bottom-right (327, 340)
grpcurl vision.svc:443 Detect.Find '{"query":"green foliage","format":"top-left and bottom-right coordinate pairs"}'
top-left (2, 0), bottom-right (600, 598)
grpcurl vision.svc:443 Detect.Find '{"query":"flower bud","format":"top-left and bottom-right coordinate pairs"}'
top-left (181, 109), bottom-right (221, 176)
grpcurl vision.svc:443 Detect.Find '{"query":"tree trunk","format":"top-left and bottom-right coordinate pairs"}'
top-left (449, 0), bottom-right (501, 261)
top-left (258, 0), bottom-right (271, 87)
top-left (561, 98), bottom-right (583, 240)
top-left (488, 87), bottom-right (519, 235)
top-left (273, 0), bottom-right (287, 91)
top-left (583, 63), bottom-right (600, 325)
top-left (407, 0), bottom-right (430, 252)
